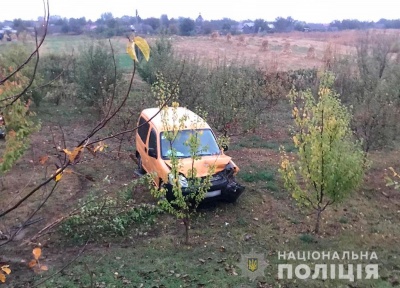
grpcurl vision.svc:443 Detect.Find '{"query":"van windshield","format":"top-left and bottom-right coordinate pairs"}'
top-left (161, 129), bottom-right (220, 159)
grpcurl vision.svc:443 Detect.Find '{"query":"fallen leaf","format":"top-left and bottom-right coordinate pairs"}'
top-left (1, 266), bottom-right (11, 275)
top-left (40, 265), bottom-right (48, 271)
top-left (32, 247), bottom-right (42, 260)
top-left (28, 260), bottom-right (37, 268)
top-left (39, 155), bottom-right (49, 165)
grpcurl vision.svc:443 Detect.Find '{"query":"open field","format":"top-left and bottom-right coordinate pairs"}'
top-left (1, 31), bottom-right (400, 287)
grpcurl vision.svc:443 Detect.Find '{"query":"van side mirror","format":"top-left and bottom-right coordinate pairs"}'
top-left (148, 147), bottom-right (157, 158)
top-left (221, 144), bottom-right (228, 152)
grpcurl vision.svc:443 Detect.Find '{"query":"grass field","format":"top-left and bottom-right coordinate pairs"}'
top-left (1, 32), bottom-right (400, 288)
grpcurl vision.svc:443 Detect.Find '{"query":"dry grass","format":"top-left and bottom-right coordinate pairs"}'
top-left (260, 39), bottom-right (268, 51)
top-left (226, 32), bottom-right (232, 42)
top-left (237, 35), bottom-right (245, 42)
top-left (210, 31), bottom-right (219, 41)
top-left (306, 45), bottom-right (316, 59)
top-left (282, 41), bottom-right (291, 54)
top-left (170, 31), bottom-right (363, 71)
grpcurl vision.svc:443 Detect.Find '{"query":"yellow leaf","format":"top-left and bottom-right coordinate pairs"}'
top-left (86, 146), bottom-right (96, 156)
top-left (293, 135), bottom-right (299, 146)
top-left (64, 146), bottom-right (83, 163)
top-left (126, 42), bottom-right (137, 62)
top-left (94, 141), bottom-right (105, 152)
top-left (1, 266), bottom-right (11, 275)
top-left (28, 260), bottom-right (37, 268)
top-left (0, 273), bottom-right (5, 283)
top-left (54, 168), bottom-right (63, 182)
top-left (389, 167), bottom-right (398, 177)
top-left (63, 148), bottom-right (71, 155)
top-left (134, 36), bottom-right (150, 62)
top-left (40, 265), bottom-right (48, 271)
top-left (32, 247), bottom-right (42, 260)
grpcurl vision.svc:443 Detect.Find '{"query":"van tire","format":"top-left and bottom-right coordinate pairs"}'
top-left (137, 154), bottom-right (146, 174)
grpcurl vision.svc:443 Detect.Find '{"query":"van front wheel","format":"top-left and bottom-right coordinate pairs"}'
top-left (137, 154), bottom-right (146, 174)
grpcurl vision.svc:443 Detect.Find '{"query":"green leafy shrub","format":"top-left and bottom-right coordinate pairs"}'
top-left (0, 46), bottom-right (41, 173)
top-left (37, 53), bottom-right (77, 105)
top-left (74, 40), bottom-right (123, 113)
top-left (0, 43), bottom-right (44, 106)
top-left (137, 37), bottom-right (175, 84)
top-left (60, 185), bottom-right (162, 243)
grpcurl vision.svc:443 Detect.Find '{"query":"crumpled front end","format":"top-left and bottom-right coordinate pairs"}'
top-left (165, 161), bottom-right (245, 203)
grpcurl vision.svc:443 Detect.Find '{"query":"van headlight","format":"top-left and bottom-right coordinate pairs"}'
top-left (168, 173), bottom-right (188, 188)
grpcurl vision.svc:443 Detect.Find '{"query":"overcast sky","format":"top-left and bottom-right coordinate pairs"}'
top-left (1, 0), bottom-right (399, 23)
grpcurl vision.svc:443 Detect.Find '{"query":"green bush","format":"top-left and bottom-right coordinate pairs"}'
top-left (137, 37), bottom-right (175, 84)
top-left (0, 43), bottom-right (44, 106)
top-left (74, 40), bottom-right (123, 113)
top-left (39, 53), bottom-right (76, 83)
top-left (60, 191), bottom-right (161, 243)
top-left (37, 53), bottom-right (77, 105)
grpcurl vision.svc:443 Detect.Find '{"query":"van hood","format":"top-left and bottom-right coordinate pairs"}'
top-left (164, 154), bottom-right (232, 177)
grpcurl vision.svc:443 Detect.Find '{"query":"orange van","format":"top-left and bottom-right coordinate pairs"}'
top-left (135, 107), bottom-right (244, 202)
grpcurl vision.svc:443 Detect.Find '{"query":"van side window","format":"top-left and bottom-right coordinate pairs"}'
top-left (148, 129), bottom-right (158, 158)
top-left (138, 117), bottom-right (150, 143)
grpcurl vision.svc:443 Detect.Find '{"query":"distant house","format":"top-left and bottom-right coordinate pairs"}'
top-left (134, 23), bottom-right (154, 35)
top-left (304, 23), bottom-right (328, 32)
top-left (238, 22), bottom-right (254, 34)
top-left (267, 23), bottom-right (275, 33)
top-left (86, 24), bottom-right (98, 31)
top-left (48, 24), bottom-right (63, 34)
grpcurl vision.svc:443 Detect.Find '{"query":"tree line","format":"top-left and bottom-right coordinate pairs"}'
top-left (4, 13), bottom-right (400, 38)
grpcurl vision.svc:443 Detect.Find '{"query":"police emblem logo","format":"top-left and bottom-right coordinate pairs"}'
top-left (238, 250), bottom-right (267, 281)
top-left (247, 257), bottom-right (258, 272)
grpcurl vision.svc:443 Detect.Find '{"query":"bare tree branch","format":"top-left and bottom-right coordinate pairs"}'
top-left (0, 182), bottom-right (59, 246)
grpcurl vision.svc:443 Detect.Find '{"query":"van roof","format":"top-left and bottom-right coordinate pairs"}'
top-left (140, 107), bottom-right (211, 132)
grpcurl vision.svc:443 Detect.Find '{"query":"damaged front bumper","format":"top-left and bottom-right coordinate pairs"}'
top-left (165, 171), bottom-right (245, 203)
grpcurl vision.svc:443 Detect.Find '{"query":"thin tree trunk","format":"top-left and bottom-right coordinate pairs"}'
top-left (183, 217), bottom-right (189, 245)
top-left (117, 136), bottom-right (123, 159)
top-left (314, 209), bottom-right (322, 234)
